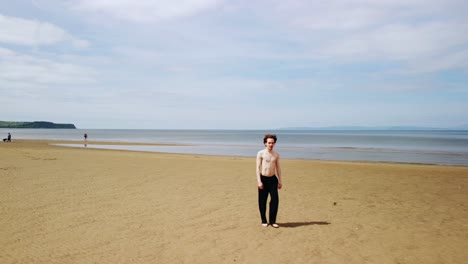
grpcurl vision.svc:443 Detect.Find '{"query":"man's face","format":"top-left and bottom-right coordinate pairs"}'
top-left (265, 138), bottom-right (276, 150)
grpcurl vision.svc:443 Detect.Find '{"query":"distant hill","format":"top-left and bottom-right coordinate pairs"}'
top-left (277, 126), bottom-right (465, 131)
top-left (0, 121), bottom-right (76, 129)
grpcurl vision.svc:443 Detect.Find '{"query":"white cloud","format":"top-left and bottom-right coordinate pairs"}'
top-left (71, 38), bottom-right (91, 49)
top-left (0, 46), bottom-right (15, 56)
top-left (0, 14), bottom-right (89, 48)
top-left (319, 22), bottom-right (468, 60)
top-left (261, 1), bottom-right (468, 73)
top-left (65, 0), bottom-right (468, 73)
top-left (0, 47), bottom-right (96, 85)
top-left (406, 49), bottom-right (468, 74)
top-left (272, 0), bottom-right (464, 30)
top-left (72, 0), bottom-right (222, 22)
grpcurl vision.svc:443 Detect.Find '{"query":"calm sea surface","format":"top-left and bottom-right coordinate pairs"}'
top-left (2, 129), bottom-right (468, 166)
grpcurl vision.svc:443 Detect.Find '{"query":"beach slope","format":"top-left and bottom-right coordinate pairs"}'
top-left (1, 140), bottom-right (467, 263)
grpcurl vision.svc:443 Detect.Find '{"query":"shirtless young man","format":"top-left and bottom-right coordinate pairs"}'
top-left (256, 134), bottom-right (282, 228)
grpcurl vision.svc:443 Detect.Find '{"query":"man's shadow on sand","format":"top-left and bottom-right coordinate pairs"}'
top-left (277, 221), bottom-right (331, 228)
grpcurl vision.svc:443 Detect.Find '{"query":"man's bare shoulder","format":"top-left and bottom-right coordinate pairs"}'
top-left (257, 149), bottom-right (265, 156)
top-left (273, 150), bottom-right (280, 158)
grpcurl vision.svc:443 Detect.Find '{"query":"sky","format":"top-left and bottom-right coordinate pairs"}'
top-left (1, 0), bottom-right (468, 129)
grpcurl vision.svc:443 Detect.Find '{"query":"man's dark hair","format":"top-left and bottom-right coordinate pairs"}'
top-left (263, 134), bottom-right (277, 144)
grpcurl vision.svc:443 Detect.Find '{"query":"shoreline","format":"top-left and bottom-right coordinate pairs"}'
top-left (6, 139), bottom-right (467, 167)
top-left (30, 139), bottom-right (468, 168)
top-left (3, 129), bottom-right (468, 167)
top-left (14, 138), bottom-right (193, 146)
top-left (7, 139), bottom-right (468, 170)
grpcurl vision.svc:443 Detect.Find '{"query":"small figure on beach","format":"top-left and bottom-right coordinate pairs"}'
top-left (256, 134), bottom-right (282, 228)
top-left (84, 133), bottom-right (88, 141)
top-left (3, 133), bottom-right (12, 142)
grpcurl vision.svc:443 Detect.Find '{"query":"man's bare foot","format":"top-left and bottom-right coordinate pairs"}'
top-left (271, 224), bottom-right (279, 228)
top-left (262, 223), bottom-right (268, 227)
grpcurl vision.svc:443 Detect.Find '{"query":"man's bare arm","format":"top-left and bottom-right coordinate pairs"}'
top-left (256, 151), bottom-right (263, 189)
top-left (276, 153), bottom-right (282, 189)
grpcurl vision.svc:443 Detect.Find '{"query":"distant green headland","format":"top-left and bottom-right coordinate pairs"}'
top-left (0, 121), bottom-right (76, 129)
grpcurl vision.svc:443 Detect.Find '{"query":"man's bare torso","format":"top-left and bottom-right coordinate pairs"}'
top-left (258, 149), bottom-right (279, 177)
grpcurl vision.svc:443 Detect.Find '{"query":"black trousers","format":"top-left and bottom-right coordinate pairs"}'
top-left (258, 175), bottom-right (279, 224)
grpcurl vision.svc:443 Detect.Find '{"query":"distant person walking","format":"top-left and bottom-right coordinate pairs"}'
top-left (256, 134), bottom-right (283, 228)
top-left (84, 133), bottom-right (88, 141)
top-left (4, 133), bottom-right (11, 142)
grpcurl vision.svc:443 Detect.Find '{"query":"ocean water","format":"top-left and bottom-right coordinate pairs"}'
top-left (2, 128), bottom-right (468, 166)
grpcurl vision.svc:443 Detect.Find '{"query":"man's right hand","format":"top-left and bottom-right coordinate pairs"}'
top-left (258, 182), bottom-right (264, 189)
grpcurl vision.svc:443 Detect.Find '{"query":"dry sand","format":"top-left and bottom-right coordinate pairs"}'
top-left (1, 140), bottom-right (467, 264)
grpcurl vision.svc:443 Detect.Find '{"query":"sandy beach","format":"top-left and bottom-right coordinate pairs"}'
top-left (1, 140), bottom-right (467, 264)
